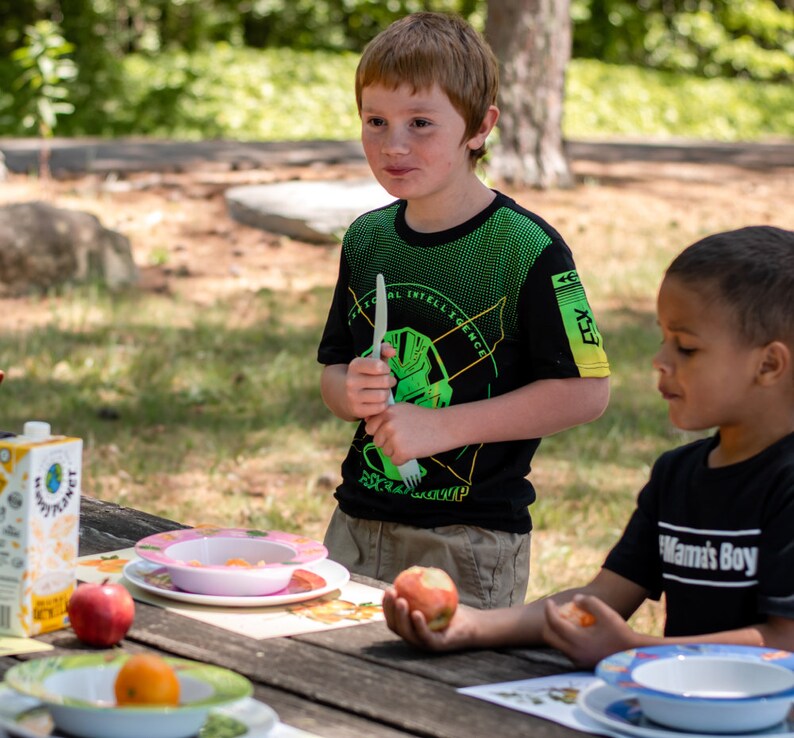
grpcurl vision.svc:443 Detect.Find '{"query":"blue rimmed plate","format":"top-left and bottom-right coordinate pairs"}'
top-left (578, 681), bottom-right (794, 738)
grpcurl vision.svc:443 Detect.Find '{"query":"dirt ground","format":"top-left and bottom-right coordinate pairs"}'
top-left (1, 147), bottom-right (793, 325)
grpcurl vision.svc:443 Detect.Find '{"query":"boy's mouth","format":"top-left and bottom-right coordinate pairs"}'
top-left (383, 166), bottom-right (413, 177)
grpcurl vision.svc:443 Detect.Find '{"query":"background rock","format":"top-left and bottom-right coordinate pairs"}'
top-left (0, 201), bottom-right (138, 296)
top-left (225, 178), bottom-right (393, 243)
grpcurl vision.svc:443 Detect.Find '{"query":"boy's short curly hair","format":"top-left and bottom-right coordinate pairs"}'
top-left (666, 225), bottom-right (794, 348)
top-left (355, 12), bottom-right (499, 164)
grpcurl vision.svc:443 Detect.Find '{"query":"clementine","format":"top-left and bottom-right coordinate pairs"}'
top-left (114, 653), bottom-right (181, 706)
top-left (557, 601), bottom-right (596, 627)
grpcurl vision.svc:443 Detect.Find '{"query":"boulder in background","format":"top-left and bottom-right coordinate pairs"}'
top-left (0, 201), bottom-right (137, 296)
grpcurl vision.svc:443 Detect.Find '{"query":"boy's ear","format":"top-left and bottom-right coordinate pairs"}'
top-left (756, 341), bottom-right (791, 385)
top-left (468, 105), bottom-right (499, 150)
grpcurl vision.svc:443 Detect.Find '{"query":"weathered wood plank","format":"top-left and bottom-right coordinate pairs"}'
top-left (295, 624), bottom-right (568, 687)
top-left (79, 496), bottom-right (187, 554)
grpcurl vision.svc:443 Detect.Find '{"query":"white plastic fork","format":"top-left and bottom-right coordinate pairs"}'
top-left (373, 274), bottom-right (423, 490)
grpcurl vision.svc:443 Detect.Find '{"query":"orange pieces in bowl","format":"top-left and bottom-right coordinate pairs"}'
top-left (114, 653), bottom-right (180, 707)
top-left (224, 558), bottom-right (266, 567)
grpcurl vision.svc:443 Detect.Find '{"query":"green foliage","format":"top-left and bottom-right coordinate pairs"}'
top-left (565, 59), bottom-right (794, 140)
top-left (3, 47), bottom-right (789, 142)
top-left (109, 46), bottom-right (361, 139)
top-left (236, 0), bottom-right (480, 50)
top-left (4, 0), bottom-right (790, 80)
top-left (7, 20), bottom-right (77, 138)
top-left (0, 3), bottom-right (791, 140)
top-left (572, 0), bottom-right (794, 82)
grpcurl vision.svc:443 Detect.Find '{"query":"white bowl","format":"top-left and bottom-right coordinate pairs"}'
top-left (4, 653), bottom-right (253, 738)
top-left (135, 527), bottom-right (328, 596)
top-left (596, 645), bottom-right (794, 734)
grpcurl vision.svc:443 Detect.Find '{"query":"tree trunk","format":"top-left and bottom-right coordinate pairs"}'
top-left (485, 0), bottom-right (573, 189)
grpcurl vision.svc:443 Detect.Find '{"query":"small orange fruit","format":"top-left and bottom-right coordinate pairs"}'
top-left (557, 601), bottom-right (596, 627)
top-left (114, 654), bottom-right (181, 707)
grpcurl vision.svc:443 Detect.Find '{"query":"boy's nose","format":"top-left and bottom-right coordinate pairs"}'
top-left (382, 128), bottom-right (409, 154)
top-left (652, 345), bottom-right (670, 373)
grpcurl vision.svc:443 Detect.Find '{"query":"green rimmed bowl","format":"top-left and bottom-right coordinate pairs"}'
top-left (4, 653), bottom-right (253, 738)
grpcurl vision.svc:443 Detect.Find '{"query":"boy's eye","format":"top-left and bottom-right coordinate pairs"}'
top-left (366, 117), bottom-right (386, 127)
top-left (412, 119), bottom-right (432, 128)
top-left (677, 345), bottom-right (696, 356)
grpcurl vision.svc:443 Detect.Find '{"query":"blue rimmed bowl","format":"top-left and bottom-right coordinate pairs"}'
top-left (596, 644), bottom-right (794, 734)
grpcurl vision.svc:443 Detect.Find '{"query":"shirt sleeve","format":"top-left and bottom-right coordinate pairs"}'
top-left (518, 242), bottom-right (609, 381)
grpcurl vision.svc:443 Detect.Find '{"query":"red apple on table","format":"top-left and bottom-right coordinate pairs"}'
top-left (393, 566), bottom-right (459, 631)
top-left (67, 580), bottom-right (135, 646)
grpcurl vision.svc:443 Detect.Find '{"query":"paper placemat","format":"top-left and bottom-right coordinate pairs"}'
top-left (77, 549), bottom-right (384, 640)
top-left (0, 637), bottom-right (53, 657)
top-left (459, 672), bottom-right (617, 737)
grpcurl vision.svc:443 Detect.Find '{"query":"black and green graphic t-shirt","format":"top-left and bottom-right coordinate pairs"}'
top-left (317, 191), bottom-right (609, 533)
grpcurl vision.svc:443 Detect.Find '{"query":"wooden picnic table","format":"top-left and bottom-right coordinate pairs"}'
top-left (2, 497), bottom-right (586, 738)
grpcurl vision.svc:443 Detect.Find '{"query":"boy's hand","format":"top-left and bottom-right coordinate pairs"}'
top-left (543, 595), bottom-right (639, 668)
top-left (365, 403), bottom-right (439, 465)
top-left (343, 344), bottom-right (396, 419)
top-left (382, 586), bottom-right (477, 651)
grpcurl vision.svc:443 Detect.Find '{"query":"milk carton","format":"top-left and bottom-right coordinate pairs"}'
top-left (0, 421), bottom-right (82, 636)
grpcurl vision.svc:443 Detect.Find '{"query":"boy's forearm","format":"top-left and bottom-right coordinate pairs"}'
top-left (467, 599), bottom-right (549, 649)
top-left (437, 376), bottom-right (609, 449)
top-left (469, 587), bottom-right (600, 649)
top-left (320, 364), bottom-right (358, 422)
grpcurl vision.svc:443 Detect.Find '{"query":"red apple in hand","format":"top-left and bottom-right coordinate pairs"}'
top-left (67, 580), bottom-right (135, 646)
top-left (394, 566), bottom-right (459, 631)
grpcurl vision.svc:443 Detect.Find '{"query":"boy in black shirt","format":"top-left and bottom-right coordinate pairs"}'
top-left (384, 226), bottom-right (794, 666)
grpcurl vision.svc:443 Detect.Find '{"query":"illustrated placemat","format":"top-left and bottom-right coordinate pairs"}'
top-left (459, 672), bottom-right (617, 737)
top-left (77, 549), bottom-right (384, 640)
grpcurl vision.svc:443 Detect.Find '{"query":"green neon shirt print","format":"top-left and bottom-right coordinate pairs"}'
top-left (551, 270), bottom-right (609, 377)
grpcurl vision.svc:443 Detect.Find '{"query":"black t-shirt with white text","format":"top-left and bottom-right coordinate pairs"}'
top-left (604, 433), bottom-right (794, 636)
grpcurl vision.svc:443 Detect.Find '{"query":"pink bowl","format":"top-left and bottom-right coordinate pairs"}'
top-left (135, 527), bottom-right (327, 596)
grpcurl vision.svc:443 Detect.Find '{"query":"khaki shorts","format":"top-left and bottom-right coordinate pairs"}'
top-left (323, 507), bottom-right (530, 609)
